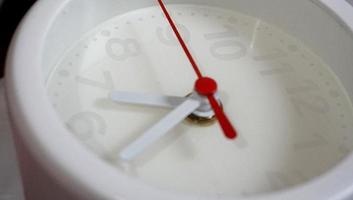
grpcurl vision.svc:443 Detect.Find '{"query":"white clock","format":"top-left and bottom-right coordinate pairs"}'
top-left (5, 0), bottom-right (353, 199)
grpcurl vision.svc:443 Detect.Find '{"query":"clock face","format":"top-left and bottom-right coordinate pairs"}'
top-left (46, 4), bottom-right (353, 198)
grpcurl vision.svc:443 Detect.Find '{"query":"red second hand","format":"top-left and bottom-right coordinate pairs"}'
top-left (157, 0), bottom-right (237, 139)
top-left (157, 0), bottom-right (202, 79)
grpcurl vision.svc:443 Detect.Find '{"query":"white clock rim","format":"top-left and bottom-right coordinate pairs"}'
top-left (4, 0), bottom-right (353, 200)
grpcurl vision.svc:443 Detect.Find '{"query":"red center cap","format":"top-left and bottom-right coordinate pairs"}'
top-left (195, 77), bottom-right (218, 96)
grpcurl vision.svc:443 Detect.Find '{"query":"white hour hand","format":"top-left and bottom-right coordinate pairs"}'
top-left (111, 91), bottom-right (187, 108)
top-left (119, 99), bottom-right (200, 161)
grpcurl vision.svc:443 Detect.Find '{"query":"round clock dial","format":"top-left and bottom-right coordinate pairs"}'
top-left (46, 4), bottom-right (353, 198)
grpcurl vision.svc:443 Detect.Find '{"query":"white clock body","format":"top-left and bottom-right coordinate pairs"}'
top-left (5, 0), bottom-right (353, 200)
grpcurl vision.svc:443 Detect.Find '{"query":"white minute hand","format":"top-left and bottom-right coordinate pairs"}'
top-left (119, 99), bottom-right (200, 161)
top-left (111, 91), bottom-right (187, 108)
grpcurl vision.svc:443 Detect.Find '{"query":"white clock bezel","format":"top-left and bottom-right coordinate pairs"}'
top-left (5, 0), bottom-right (353, 199)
